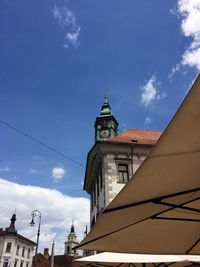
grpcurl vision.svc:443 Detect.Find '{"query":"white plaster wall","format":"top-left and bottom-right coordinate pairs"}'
top-left (90, 187), bottom-right (105, 226)
top-left (89, 144), bottom-right (153, 227)
top-left (105, 153), bottom-right (131, 204)
top-left (0, 236), bottom-right (34, 267)
top-left (98, 189), bottom-right (105, 213)
top-left (90, 205), bottom-right (97, 225)
top-left (109, 181), bottom-right (125, 203)
top-left (104, 151), bottom-right (148, 204)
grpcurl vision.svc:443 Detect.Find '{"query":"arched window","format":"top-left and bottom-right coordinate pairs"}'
top-left (3, 259), bottom-right (9, 267)
top-left (16, 245), bottom-right (20, 255)
top-left (14, 259), bottom-right (18, 267)
top-left (5, 242), bottom-right (12, 253)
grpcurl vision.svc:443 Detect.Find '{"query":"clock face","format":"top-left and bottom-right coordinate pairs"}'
top-left (100, 129), bottom-right (109, 138)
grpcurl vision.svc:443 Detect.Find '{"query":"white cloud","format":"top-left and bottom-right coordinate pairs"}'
top-left (144, 117), bottom-right (153, 128)
top-left (65, 26), bottom-right (80, 49)
top-left (168, 63), bottom-right (181, 80)
top-left (0, 178), bottom-right (90, 254)
top-left (52, 6), bottom-right (76, 28)
top-left (182, 47), bottom-right (200, 69)
top-left (140, 75), bottom-right (166, 107)
top-left (0, 167), bottom-right (9, 172)
top-left (170, 0), bottom-right (200, 74)
top-left (51, 166), bottom-right (66, 181)
top-left (52, 5), bottom-right (80, 49)
top-left (178, 0), bottom-right (200, 70)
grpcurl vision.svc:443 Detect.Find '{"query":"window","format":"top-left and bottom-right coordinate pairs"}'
top-left (118, 163), bottom-right (129, 182)
top-left (96, 175), bottom-right (100, 197)
top-left (5, 242), bottom-right (12, 253)
top-left (27, 249), bottom-right (30, 258)
top-left (14, 260), bottom-right (18, 267)
top-left (91, 216), bottom-right (95, 227)
top-left (101, 120), bottom-right (108, 128)
top-left (26, 263), bottom-right (29, 267)
top-left (3, 259), bottom-right (9, 267)
top-left (20, 261), bottom-right (24, 267)
top-left (22, 247), bottom-right (25, 257)
top-left (91, 193), bottom-right (93, 210)
top-left (99, 167), bottom-right (103, 190)
top-left (93, 184), bottom-right (96, 206)
top-left (16, 245), bottom-right (20, 255)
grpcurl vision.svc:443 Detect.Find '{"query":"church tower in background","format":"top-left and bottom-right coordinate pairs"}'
top-left (64, 223), bottom-right (78, 256)
top-left (94, 95), bottom-right (118, 142)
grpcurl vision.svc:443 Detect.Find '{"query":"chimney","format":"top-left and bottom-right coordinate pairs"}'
top-left (43, 248), bottom-right (49, 259)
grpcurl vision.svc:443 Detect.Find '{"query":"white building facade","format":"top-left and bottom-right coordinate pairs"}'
top-left (0, 214), bottom-right (35, 267)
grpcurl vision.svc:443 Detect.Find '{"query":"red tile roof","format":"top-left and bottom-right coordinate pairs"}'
top-left (33, 254), bottom-right (54, 267)
top-left (108, 128), bottom-right (162, 145)
top-left (34, 254), bottom-right (75, 267)
top-left (54, 255), bottom-right (75, 267)
top-left (0, 229), bottom-right (36, 245)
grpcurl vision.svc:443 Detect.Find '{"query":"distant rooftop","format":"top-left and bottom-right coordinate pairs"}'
top-left (107, 128), bottom-right (162, 145)
top-left (0, 228), bottom-right (36, 245)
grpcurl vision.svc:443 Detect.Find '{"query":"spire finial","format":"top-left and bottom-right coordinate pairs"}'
top-left (104, 90), bottom-right (108, 103)
top-left (69, 219), bottom-right (75, 234)
top-left (67, 220), bottom-right (77, 242)
top-left (100, 92), bottom-right (112, 116)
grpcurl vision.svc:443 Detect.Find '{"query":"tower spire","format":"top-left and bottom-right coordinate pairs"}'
top-left (104, 90), bottom-right (108, 102)
top-left (68, 222), bottom-right (76, 239)
top-left (7, 213), bottom-right (17, 234)
top-left (64, 221), bottom-right (78, 256)
top-left (100, 93), bottom-right (112, 116)
top-left (94, 94), bottom-right (118, 142)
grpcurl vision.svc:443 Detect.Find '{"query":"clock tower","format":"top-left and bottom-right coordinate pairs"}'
top-left (94, 95), bottom-right (118, 142)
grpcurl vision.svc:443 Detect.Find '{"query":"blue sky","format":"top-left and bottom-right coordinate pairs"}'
top-left (0, 0), bottom-right (200, 253)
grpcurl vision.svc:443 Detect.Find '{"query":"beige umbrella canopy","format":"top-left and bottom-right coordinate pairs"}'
top-left (76, 74), bottom-right (200, 254)
top-left (73, 252), bottom-right (200, 267)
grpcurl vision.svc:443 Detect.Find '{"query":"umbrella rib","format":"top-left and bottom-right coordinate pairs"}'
top-left (76, 188), bottom-right (200, 251)
top-left (149, 195), bottom-right (200, 221)
top-left (95, 263), bottom-right (114, 267)
top-left (87, 264), bottom-right (111, 267)
top-left (148, 148), bottom-right (200, 160)
top-left (84, 264), bottom-right (98, 267)
top-left (154, 263), bottom-right (170, 267)
top-left (162, 263), bottom-right (176, 267)
top-left (103, 188), bottom-right (200, 214)
top-left (76, 190), bottom-right (200, 250)
top-left (155, 200), bottom-right (200, 214)
top-left (76, 204), bottom-right (184, 249)
top-left (151, 216), bottom-right (200, 222)
top-left (128, 264), bottom-right (136, 267)
top-left (186, 237), bottom-right (200, 254)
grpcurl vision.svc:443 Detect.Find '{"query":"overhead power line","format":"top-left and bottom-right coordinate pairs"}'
top-left (0, 119), bottom-right (85, 168)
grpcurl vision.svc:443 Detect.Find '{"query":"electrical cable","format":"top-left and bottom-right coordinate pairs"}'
top-left (0, 119), bottom-right (85, 168)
